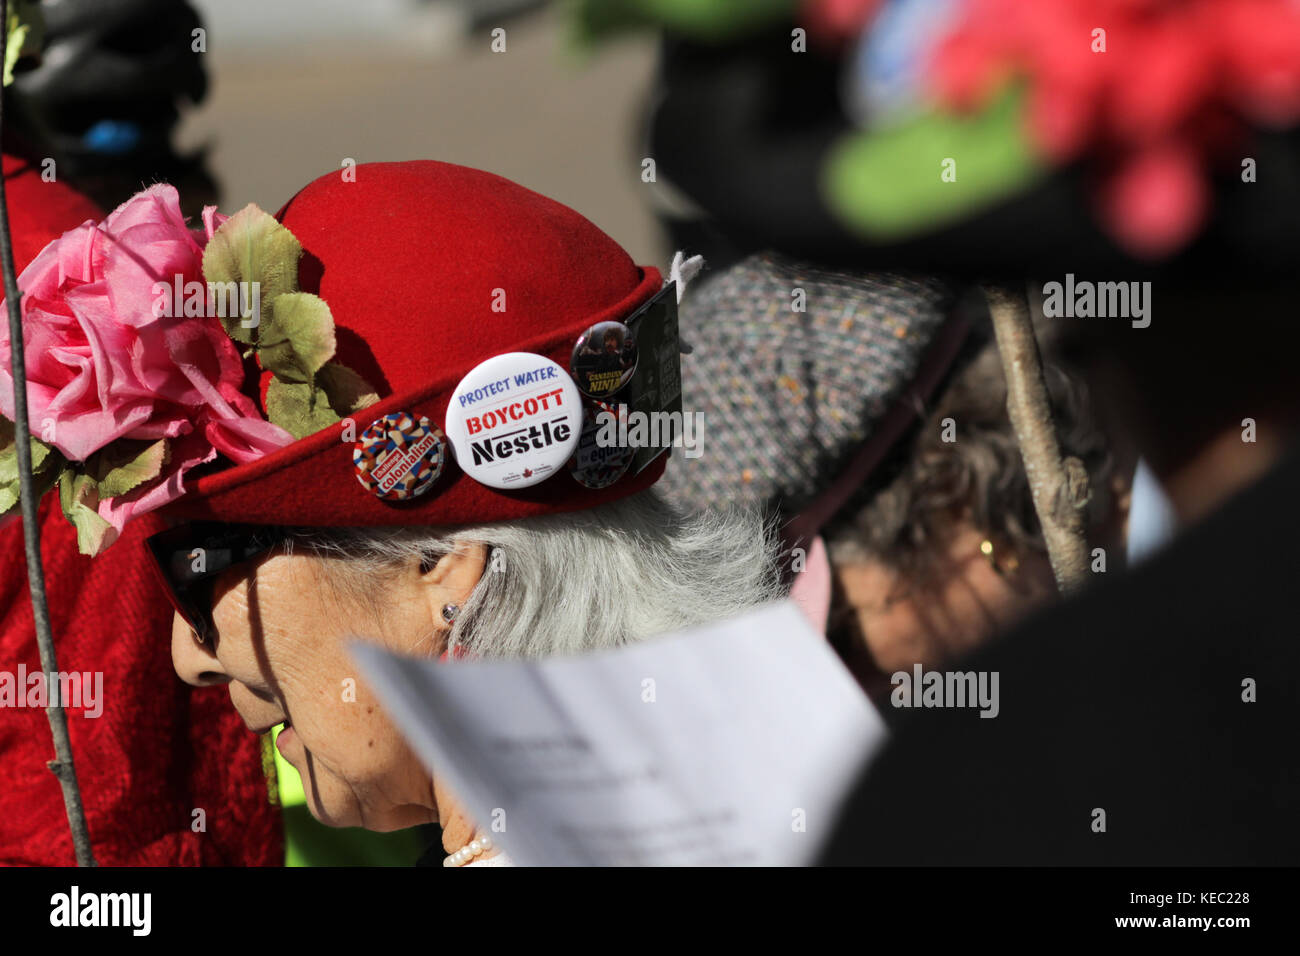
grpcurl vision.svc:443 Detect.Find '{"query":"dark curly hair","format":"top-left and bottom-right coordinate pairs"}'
top-left (824, 309), bottom-right (1117, 591)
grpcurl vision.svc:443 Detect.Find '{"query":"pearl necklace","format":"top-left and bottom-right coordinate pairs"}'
top-left (443, 834), bottom-right (494, 867)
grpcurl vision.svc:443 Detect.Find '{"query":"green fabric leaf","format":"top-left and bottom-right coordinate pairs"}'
top-left (58, 471), bottom-right (115, 557)
top-left (84, 439), bottom-right (169, 500)
top-left (202, 204), bottom-right (302, 345)
top-left (265, 378), bottom-right (342, 441)
top-left (4, 1), bottom-right (43, 87)
top-left (0, 419), bottom-right (52, 479)
top-left (822, 85), bottom-right (1044, 241)
top-left (0, 419), bottom-right (62, 515)
top-left (568, 0), bottom-right (794, 45)
top-left (0, 433), bottom-right (17, 516)
top-left (0, 416), bottom-right (16, 484)
top-left (316, 362), bottom-right (380, 416)
top-left (258, 292), bottom-right (337, 384)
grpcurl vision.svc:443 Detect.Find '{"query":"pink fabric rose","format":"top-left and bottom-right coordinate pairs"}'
top-left (0, 184), bottom-right (294, 542)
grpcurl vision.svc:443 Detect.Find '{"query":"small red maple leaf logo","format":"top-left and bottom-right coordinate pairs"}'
top-left (522, 468), bottom-right (533, 478)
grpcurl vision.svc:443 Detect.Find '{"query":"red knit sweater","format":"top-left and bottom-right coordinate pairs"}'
top-left (0, 152), bottom-right (281, 866)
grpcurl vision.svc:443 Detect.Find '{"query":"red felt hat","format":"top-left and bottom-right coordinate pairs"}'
top-left (1, 153), bottom-right (102, 265)
top-left (167, 160), bottom-right (666, 528)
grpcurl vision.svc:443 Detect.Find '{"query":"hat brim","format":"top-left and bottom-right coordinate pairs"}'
top-left (165, 266), bottom-right (667, 529)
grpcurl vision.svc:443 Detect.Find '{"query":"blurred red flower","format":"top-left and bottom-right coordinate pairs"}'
top-left (930, 0), bottom-right (1300, 257)
top-left (802, 0), bottom-right (887, 47)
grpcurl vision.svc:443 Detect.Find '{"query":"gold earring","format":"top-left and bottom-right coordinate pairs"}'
top-left (979, 538), bottom-right (1019, 578)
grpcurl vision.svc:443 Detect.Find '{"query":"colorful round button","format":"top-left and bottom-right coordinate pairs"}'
top-left (443, 352), bottom-right (583, 489)
top-left (353, 412), bottom-right (447, 500)
top-left (570, 320), bottom-right (637, 399)
top-left (569, 402), bottom-right (634, 489)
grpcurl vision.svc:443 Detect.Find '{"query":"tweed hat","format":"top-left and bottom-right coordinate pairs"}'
top-left (661, 251), bottom-right (970, 532)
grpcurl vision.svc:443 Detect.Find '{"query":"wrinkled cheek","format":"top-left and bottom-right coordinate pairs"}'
top-left (305, 720), bottom-right (425, 816)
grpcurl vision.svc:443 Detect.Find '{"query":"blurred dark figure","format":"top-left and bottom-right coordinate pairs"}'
top-left (4, 0), bottom-right (216, 215)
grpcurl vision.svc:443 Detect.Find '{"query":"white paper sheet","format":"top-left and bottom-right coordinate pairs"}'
top-left (349, 600), bottom-right (886, 866)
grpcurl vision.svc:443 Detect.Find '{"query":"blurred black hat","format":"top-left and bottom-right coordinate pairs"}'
top-left (639, 1), bottom-right (1300, 279)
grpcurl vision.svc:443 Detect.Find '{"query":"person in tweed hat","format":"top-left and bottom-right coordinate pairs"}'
top-left (663, 251), bottom-right (1123, 694)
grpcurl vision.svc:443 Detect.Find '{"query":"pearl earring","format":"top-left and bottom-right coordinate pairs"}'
top-left (441, 603), bottom-right (459, 623)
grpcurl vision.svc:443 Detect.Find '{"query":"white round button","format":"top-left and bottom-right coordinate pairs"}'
top-left (444, 352), bottom-right (584, 489)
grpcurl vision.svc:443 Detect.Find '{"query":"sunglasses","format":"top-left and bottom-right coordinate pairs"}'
top-left (145, 522), bottom-right (290, 645)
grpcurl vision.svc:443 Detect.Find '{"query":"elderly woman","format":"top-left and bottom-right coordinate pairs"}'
top-left (162, 493), bottom-right (772, 863)
top-left (1, 161), bottom-right (778, 865)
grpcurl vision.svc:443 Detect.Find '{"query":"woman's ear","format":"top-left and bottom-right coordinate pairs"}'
top-left (420, 540), bottom-right (489, 613)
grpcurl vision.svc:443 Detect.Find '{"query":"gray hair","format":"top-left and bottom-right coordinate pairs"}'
top-left (287, 489), bottom-right (783, 659)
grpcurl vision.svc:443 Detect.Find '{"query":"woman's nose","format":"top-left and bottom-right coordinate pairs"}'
top-left (170, 611), bottom-right (230, 687)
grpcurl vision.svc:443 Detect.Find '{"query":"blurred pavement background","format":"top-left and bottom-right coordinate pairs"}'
top-left (180, 0), bottom-right (668, 264)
